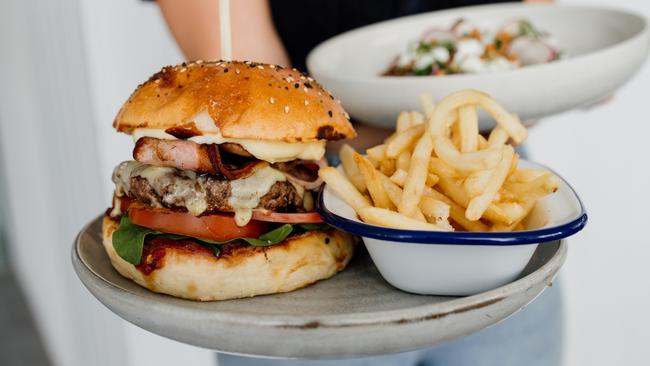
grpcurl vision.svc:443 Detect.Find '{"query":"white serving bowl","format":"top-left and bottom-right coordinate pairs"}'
top-left (317, 160), bottom-right (586, 295)
top-left (307, 3), bottom-right (649, 129)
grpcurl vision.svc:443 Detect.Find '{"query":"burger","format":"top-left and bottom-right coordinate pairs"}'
top-left (103, 60), bottom-right (356, 301)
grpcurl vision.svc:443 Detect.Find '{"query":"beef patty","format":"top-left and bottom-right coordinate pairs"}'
top-left (112, 161), bottom-right (303, 216)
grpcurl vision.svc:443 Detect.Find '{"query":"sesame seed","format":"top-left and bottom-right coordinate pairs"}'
top-left (196, 60), bottom-right (203, 64)
top-left (318, 92), bottom-right (322, 96)
top-left (269, 65), bottom-right (276, 69)
top-left (303, 87), bottom-right (309, 93)
top-left (284, 105), bottom-right (290, 113)
top-left (257, 65), bottom-right (264, 69)
top-left (235, 69), bottom-right (240, 74)
top-left (336, 99), bottom-right (342, 104)
top-left (304, 100), bottom-right (309, 106)
top-left (180, 68), bottom-right (187, 73)
top-left (154, 79), bottom-right (161, 84)
top-left (344, 112), bottom-right (350, 119)
top-left (269, 97), bottom-right (275, 104)
top-left (307, 77), bottom-right (314, 82)
top-left (300, 76), bottom-right (306, 80)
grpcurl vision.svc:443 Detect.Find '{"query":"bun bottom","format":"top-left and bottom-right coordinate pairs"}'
top-left (102, 216), bottom-right (355, 301)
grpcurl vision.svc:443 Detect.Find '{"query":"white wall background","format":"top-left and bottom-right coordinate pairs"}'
top-left (0, 0), bottom-right (648, 366)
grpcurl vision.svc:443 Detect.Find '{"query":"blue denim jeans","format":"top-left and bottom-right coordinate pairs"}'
top-left (218, 277), bottom-right (564, 366)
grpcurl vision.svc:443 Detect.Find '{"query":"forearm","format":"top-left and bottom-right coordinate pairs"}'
top-left (156, 0), bottom-right (290, 66)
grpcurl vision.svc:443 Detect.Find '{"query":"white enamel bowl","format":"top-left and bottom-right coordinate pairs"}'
top-left (317, 160), bottom-right (587, 295)
top-left (307, 4), bottom-right (649, 129)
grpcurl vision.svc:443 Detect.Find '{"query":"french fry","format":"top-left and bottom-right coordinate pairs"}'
top-left (359, 207), bottom-right (448, 231)
top-left (491, 199), bottom-right (536, 232)
top-left (426, 188), bottom-right (490, 232)
top-left (459, 105), bottom-right (479, 152)
top-left (429, 157), bottom-right (460, 178)
top-left (396, 111), bottom-right (412, 133)
top-left (319, 167), bottom-right (370, 212)
top-left (378, 173), bottom-right (427, 222)
top-left (433, 137), bottom-right (502, 172)
top-left (477, 134), bottom-right (488, 149)
top-left (466, 145), bottom-right (515, 220)
top-left (419, 93), bottom-right (435, 118)
top-left (389, 169), bottom-right (408, 187)
top-left (396, 150), bottom-right (411, 171)
top-left (366, 144), bottom-right (386, 167)
top-left (354, 154), bottom-right (394, 210)
top-left (494, 202), bottom-right (526, 223)
top-left (339, 144), bottom-right (366, 193)
top-left (398, 132), bottom-right (434, 217)
top-left (410, 111), bottom-right (425, 126)
top-left (488, 127), bottom-right (509, 148)
top-left (419, 196), bottom-right (450, 221)
top-left (426, 173), bottom-right (440, 187)
top-left (436, 175), bottom-right (513, 224)
top-left (463, 169), bottom-right (492, 197)
top-left (508, 168), bottom-right (550, 183)
top-left (503, 173), bottom-right (560, 198)
top-left (379, 173), bottom-right (403, 207)
top-left (428, 90), bottom-right (527, 144)
top-left (386, 124), bottom-right (425, 158)
top-left (379, 159), bottom-right (396, 176)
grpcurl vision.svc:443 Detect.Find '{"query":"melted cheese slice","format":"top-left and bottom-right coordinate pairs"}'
top-left (228, 166), bottom-right (287, 226)
top-left (132, 128), bottom-right (326, 163)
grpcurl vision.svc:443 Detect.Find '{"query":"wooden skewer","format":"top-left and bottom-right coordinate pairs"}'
top-left (219, 0), bottom-right (232, 60)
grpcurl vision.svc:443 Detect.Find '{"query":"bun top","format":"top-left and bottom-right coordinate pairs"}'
top-left (113, 61), bottom-right (356, 142)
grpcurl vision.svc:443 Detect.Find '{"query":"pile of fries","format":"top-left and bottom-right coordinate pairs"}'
top-left (319, 90), bottom-right (560, 232)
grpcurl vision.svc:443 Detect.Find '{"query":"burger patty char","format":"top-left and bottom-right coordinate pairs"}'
top-left (113, 161), bottom-right (303, 215)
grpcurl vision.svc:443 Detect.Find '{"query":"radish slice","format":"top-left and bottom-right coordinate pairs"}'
top-left (508, 37), bottom-right (557, 65)
top-left (421, 28), bottom-right (456, 43)
top-left (499, 19), bottom-right (522, 35)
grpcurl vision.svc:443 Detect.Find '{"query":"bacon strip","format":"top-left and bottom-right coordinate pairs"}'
top-left (133, 137), bottom-right (265, 179)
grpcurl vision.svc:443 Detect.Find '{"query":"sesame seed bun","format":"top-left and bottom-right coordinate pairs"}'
top-left (102, 215), bottom-right (355, 301)
top-left (113, 61), bottom-right (356, 143)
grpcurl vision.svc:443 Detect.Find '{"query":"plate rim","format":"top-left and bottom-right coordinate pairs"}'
top-left (307, 3), bottom-right (648, 83)
top-left (317, 160), bottom-right (587, 245)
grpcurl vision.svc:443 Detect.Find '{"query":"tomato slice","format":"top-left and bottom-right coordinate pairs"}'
top-left (127, 205), bottom-right (268, 242)
top-left (251, 210), bottom-right (323, 224)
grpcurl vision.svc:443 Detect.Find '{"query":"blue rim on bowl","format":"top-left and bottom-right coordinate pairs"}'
top-left (316, 164), bottom-right (587, 246)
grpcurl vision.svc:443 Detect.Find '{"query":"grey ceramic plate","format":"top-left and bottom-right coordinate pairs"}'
top-left (72, 216), bottom-right (566, 359)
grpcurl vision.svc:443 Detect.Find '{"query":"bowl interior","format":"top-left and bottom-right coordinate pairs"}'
top-left (319, 160), bottom-right (586, 244)
top-left (308, 4), bottom-right (645, 78)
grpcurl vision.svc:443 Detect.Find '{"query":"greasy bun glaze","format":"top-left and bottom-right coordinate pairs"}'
top-left (114, 61), bottom-right (356, 142)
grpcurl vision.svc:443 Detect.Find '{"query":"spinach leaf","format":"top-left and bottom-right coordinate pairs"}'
top-left (112, 215), bottom-right (157, 265)
top-left (298, 223), bottom-right (330, 231)
top-left (112, 217), bottom-right (320, 264)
